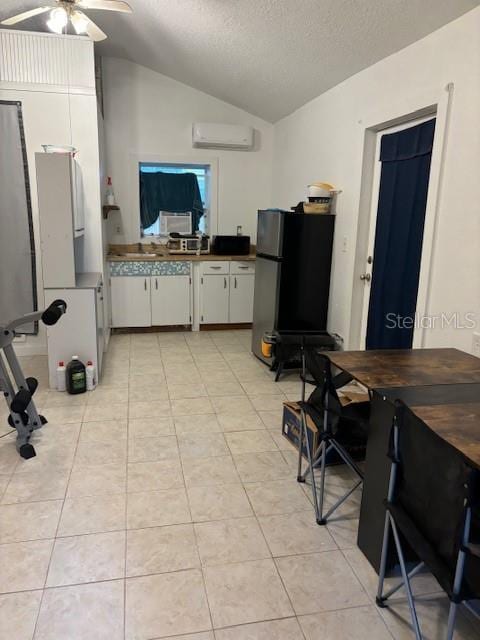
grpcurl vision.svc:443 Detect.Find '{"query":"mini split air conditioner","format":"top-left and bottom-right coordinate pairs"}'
top-left (192, 123), bottom-right (254, 150)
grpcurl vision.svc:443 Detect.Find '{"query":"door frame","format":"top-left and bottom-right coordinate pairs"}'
top-left (349, 83), bottom-right (454, 349)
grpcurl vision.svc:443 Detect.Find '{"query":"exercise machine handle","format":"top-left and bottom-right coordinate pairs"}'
top-left (41, 299), bottom-right (67, 326)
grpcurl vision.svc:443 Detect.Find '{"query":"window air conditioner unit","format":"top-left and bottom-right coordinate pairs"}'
top-left (192, 123), bottom-right (254, 150)
top-left (159, 212), bottom-right (192, 235)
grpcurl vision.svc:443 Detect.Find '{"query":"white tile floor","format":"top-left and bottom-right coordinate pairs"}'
top-left (0, 329), bottom-right (479, 639)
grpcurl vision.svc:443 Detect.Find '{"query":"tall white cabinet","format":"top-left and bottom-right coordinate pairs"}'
top-left (0, 30), bottom-right (105, 360)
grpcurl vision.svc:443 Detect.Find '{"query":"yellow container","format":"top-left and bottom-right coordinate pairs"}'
top-left (261, 340), bottom-right (273, 358)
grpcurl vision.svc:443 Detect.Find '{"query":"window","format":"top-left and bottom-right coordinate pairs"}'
top-left (140, 162), bottom-right (210, 237)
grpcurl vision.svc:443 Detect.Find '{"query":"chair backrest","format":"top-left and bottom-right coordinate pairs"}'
top-left (393, 401), bottom-right (478, 576)
top-left (304, 349), bottom-right (343, 431)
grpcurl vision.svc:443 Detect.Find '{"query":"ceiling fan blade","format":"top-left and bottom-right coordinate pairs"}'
top-left (73, 11), bottom-right (107, 41)
top-left (77, 0), bottom-right (132, 13)
top-left (1, 6), bottom-right (51, 26)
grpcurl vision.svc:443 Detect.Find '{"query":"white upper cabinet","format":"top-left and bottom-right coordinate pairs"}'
top-left (0, 30), bottom-right (95, 92)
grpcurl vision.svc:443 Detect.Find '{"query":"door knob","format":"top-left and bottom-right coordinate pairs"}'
top-left (360, 273), bottom-right (371, 282)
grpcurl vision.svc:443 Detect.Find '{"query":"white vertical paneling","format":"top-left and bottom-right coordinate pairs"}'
top-left (0, 30), bottom-right (94, 92)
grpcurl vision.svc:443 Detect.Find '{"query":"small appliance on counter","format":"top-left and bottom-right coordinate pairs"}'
top-left (167, 233), bottom-right (210, 254)
top-left (212, 235), bottom-right (251, 256)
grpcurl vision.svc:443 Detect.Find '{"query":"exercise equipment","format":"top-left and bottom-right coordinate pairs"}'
top-left (0, 299), bottom-right (67, 459)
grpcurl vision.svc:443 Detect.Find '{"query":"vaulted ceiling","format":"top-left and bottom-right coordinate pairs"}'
top-left (1, 0), bottom-right (478, 121)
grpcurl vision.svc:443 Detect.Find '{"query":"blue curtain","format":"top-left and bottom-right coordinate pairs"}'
top-left (140, 171), bottom-right (204, 231)
top-left (366, 118), bottom-right (436, 349)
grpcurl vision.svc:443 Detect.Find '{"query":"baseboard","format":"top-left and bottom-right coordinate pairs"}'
top-left (200, 323), bottom-right (252, 331)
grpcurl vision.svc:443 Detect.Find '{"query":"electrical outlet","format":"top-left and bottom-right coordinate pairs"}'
top-left (342, 236), bottom-right (348, 253)
top-left (472, 332), bottom-right (480, 357)
top-left (115, 223), bottom-right (122, 235)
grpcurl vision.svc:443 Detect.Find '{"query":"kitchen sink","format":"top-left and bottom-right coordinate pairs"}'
top-left (115, 252), bottom-right (159, 258)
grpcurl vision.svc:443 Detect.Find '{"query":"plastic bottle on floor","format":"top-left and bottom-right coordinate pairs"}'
top-left (56, 361), bottom-right (66, 392)
top-left (86, 360), bottom-right (96, 391)
top-left (66, 356), bottom-right (87, 394)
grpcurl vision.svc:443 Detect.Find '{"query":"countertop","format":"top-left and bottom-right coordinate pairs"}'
top-left (107, 251), bottom-right (256, 263)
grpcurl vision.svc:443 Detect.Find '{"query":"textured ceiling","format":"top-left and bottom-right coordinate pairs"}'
top-left (1, 0), bottom-right (478, 121)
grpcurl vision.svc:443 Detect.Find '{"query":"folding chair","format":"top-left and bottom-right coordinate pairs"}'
top-left (376, 401), bottom-right (480, 640)
top-left (297, 347), bottom-right (370, 524)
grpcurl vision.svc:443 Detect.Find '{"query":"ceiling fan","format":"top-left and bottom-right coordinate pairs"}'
top-left (1, 0), bottom-right (132, 41)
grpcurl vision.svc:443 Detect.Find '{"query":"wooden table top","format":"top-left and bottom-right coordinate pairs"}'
top-left (326, 348), bottom-right (480, 389)
top-left (374, 384), bottom-right (480, 469)
top-left (413, 402), bottom-right (480, 470)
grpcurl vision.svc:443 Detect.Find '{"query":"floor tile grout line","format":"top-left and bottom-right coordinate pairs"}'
top-left (123, 353), bottom-right (131, 640)
top-left (30, 396), bottom-right (85, 640)
top-left (339, 547), bottom-right (405, 640)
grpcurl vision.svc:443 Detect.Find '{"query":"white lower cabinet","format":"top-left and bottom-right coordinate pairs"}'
top-left (201, 274), bottom-right (230, 324)
top-left (229, 273), bottom-right (255, 323)
top-left (111, 276), bottom-right (151, 327)
top-left (110, 260), bottom-right (254, 328)
top-left (151, 275), bottom-right (191, 326)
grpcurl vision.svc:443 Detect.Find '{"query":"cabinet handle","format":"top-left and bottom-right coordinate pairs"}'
top-left (238, 265), bottom-right (249, 269)
top-left (155, 278), bottom-right (158, 290)
top-left (144, 279), bottom-right (147, 291)
top-left (224, 277), bottom-right (227, 289)
top-left (234, 277), bottom-right (237, 288)
top-left (210, 266), bottom-right (222, 270)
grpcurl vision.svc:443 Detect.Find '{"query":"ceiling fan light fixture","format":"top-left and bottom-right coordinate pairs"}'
top-left (47, 7), bottom-right (68, 34)
top-left (71, 11), bottom-right (89, 34)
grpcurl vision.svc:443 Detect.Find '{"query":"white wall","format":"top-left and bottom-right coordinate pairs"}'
top-left (273, 8), bottom-right (480, 353)
top-left (0, 31), bottom-right (105, 355)
top-left (102, 57), bottom-right (273, 244)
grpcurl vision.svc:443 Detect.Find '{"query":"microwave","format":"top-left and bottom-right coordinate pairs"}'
top-left (167, 234), bottom-right (210, 254)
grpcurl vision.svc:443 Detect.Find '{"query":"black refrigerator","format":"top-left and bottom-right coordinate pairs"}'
top-left (252, 209), bottom-right (335, 364)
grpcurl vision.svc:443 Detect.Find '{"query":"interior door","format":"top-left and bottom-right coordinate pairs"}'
top-left (360, 116), bottom-right (436, 349)
top-left (151, 275), bottom-right (191, 326)
top-left (201, 275), bottom-right (229, 323)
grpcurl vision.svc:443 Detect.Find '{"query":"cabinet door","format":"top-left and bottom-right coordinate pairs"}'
top-left (95, 283), bottom-right (105, 373)
top-left (229, 274), bottom-right (255, 323)
top-left (151, 275), bottom-right (191, 326)
top-left (201, 275), bottom-right (229, 324)
top-left (110, 276), bottom-right (151, 327)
